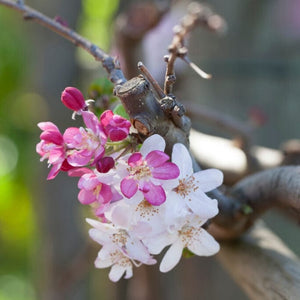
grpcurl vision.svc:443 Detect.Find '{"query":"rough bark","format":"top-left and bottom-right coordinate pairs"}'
top-left (210, 166), bottom-right (300, 240)
top-left (217, 222), bottom-right (300, 300)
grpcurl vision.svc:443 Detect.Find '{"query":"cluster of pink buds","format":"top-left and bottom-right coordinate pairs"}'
top-left (37, 87), bottom-right (223, 282)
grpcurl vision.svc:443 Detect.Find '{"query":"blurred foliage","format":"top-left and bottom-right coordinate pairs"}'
top-left (0, 11), bottom-right (27, 100)
top-left (0, 1), bottom-right (121, 299)
top-left (81, 0), bottom-right (119, 49)
top-left (0, 8), bottom-right (36, 300)
top-left (113, 103), bottom-right (130, 120)
top-left (88, 77), bottom-right (119, 115)
top-left (78, 0), bottom-right (119, 66)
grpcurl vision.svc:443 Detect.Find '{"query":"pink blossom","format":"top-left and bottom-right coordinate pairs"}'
top-left (100, 110), bottom-right (131, 141)
top-left (61, 87), bottom-right (86, 111)
top-left (120, 149), bottom-right (179, 206)
top-left (63, 111), bottom-right (107, 166)
top-left (78, 170), bottom-right (122, 215)
top-left (36, 122), bottom-right (66, 180)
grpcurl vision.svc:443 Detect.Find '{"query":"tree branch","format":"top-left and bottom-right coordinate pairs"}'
top-left (210, 166), bottom-right (300, 240)
top-left (217, 222), bottom-right (300, 300)
top-left (2, 0), bottom-right (298, 247)
top-left (0, 0), bottom-right (126, 85)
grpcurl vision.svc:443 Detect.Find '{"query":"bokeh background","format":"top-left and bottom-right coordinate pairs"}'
top-left (0, 0), bottom-right (299, 299)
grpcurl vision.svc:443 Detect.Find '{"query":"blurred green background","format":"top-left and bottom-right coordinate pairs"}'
top-left (0, 0), bottom-right (118, 299)
top-left (0, 0), bottom-right (299, 299)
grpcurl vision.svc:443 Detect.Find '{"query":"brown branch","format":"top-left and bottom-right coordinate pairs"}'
top-left (217, 222), bottom-right (300, 300)
top-left (210, 166), bottom-right (300, 240)
top-left (114, 75), bottom-right (191, 154)
top-left (164, 2), bottom-right (226, 95)
top-left (0, 0), bottom-right (192, 155)
top-left (138, 62), bottom-right (166, 99)
top-left (0, 0), bottom-right (126, 85)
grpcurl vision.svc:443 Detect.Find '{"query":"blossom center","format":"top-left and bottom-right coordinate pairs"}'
top-left (84, 129), bottom-right (101, 149)
top-left (93, 184), bottom-right (102, 198)
top-left (112, 230), bottom-right (128, 246)
top-left (110, 250), bottom-right (131, 267)
top-left (135, 199), bottom-right (159, 221)
top-left (128, 161), bottom-right (152, 180)
top-left (174, 175), bottom-right (198, 198)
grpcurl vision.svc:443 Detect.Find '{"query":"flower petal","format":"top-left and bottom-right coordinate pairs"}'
top-left (151, 162), bottom-right (180, 180)
top-left (124, 266), bottom-right (133, 279)
top-left (145, 150), bottom-right (169, 168)
top-left (109, 264), bottom-right (126, 282)
top-left (185, 191), bottom-right (219, 219)
top-left (47, 163), bottom-right (62, 180)
top-left (88, 228), bottom-right (111, 245)
top-left (67, 149), bottom-right (92, 166)
top-left (68, 167), bottom-right (92, 177)
top-left (141, 181), bottom-right (166, 206)
top-left (121, 177), bottom-right (138, 198)
top-left (82, 110), bottom-right (101, 134)
top-left (100, 183), bottom-right (113, 204)
top-left (187, 228), bottom-right (220, 256)
top-left (172, 143), bottom-right (193, 178)
top-left (160, 239), bottom-right (184, 273)
top-left (193, 169), bottom-right (223, 192)
top-left (108, 204), bottom-right (132, 228)
top-left (63, 127), bottom-right (82, 146)
top-left (109, 128), bottom-right (128, 141)
top-left (125, 238), bottom-right (155, 264)
top-left (140, 134), bottom-right (165, 156)
top-left (128, 152), bottom-right (142, 166)
top-left (38, 122), bottom-right (60, 132)
top-left (143, 232), bottom-right (177, 255)
top-left (40, 130), bottom-right (63, 144)
top-left (78, 189), bottom-right (96, 205)
top-left (95, 256), bottom-right (112, 269)
top-left (78, 173), bottom-right (99, 190)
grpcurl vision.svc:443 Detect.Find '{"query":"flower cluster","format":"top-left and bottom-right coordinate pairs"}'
top-left (37, 87), bottom-right (223, 282)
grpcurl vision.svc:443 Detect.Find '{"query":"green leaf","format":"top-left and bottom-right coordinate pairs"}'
top-left (182, 248), bottom-right (195, 258)
top-left (113, 104), bottom-right (130, 120)
top-left (242, 204), bottom-right (253, 215)
top-left (88, 77), bottom-right (114, 97)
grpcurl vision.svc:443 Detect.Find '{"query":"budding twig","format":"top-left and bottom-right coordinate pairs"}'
top-left (163, 2), bottom-right (226, 95)
top-left (0, 0), bottom-right (126, 85)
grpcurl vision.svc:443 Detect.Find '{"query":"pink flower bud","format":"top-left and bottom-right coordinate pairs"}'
top-left (100, 110), bottom-right (131, 141)
top-left (61, 87), bottom-right (86, 111)
top-left (96, 157), bottom-right (115, 173)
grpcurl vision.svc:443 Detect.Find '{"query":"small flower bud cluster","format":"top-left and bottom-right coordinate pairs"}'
top-left (37, 87), bottom-right (223, 282)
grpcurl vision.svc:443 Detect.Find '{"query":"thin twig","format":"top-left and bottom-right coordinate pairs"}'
top-left (0, 0), bottom-right (126, 85)
top-left (138, 62), bottom-right (165, 99)
top-left (182, 56), bottom-right (211, 79)
top-left (163, 2), bottom-right (226, 95)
